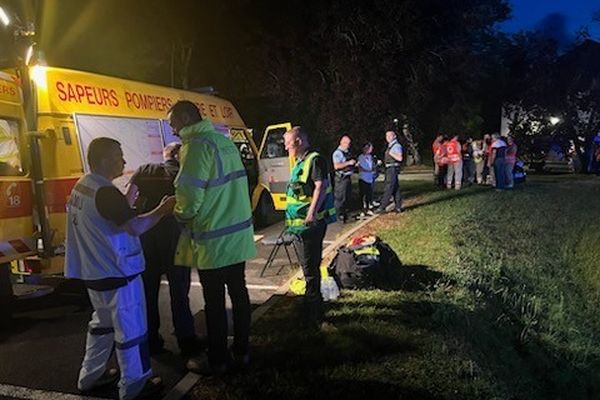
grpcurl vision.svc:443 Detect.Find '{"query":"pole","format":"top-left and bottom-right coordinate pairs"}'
top-left (15, 25), bottom-right (54, 257)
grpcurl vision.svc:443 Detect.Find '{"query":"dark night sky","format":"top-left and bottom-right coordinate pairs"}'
top-left (500, 0), bottom-right (600, 40)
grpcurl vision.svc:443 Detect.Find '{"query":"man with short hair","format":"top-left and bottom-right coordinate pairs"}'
top-left (376, 130), bottom-right (403, 213)
top-left (65, 137), bottom-right (174, 400)
top-left (284, 126), bottom-right (336, 327)
top-left (167, 100), bottom-right (256, 376)
top-left (332, 135), bottom-right (355, 223)
top-left (126, 142), bottom-right (201, 357)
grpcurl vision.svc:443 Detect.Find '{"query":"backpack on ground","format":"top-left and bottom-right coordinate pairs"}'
top-left (328, 235), bottom-right (401, 289)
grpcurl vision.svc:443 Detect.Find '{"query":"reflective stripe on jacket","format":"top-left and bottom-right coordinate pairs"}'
top-left (174, 120), bottom-right (256, 270)
top-left (285, 152), bottom-right (336, 233)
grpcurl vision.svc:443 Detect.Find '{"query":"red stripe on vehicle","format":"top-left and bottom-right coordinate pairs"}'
top-left (45, 177), bottom-right (79, 214)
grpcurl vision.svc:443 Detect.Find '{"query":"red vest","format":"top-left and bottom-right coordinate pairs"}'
top-left (436, 142), bottom-right (448, 165)
top-left (447, 139), bottom-right (462, 163)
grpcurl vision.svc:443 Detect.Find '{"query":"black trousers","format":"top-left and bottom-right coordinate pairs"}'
top-left (198, 262), bottom-right (250, 366)
top-left (334, 174), bottom-right (352, 219)
top-left (379, 166), bottom-right (402, 211)
top-left (294, 221), bottom-right (327, 324)
top-left (463, 159), bottom-right (476, 184)
top-left (358, 179), bottom-right (374, 211)
top-left (141, 218), bottom-right (195, 349)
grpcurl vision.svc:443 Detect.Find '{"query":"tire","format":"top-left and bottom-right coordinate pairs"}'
top-left (255, 192), bottom-right (278, 228)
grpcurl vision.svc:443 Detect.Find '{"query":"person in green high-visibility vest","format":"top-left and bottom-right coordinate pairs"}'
top-left (284, 127), bottom-right (336, 327)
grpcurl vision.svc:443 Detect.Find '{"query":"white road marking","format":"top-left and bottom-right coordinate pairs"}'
top-left (160, 280), bottom-right (280, 291)
top-left (0, 384), bottom-right (105, 400)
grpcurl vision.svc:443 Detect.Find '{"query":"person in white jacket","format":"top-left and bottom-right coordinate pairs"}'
top-left (65, 137), bottom-right (175, 400)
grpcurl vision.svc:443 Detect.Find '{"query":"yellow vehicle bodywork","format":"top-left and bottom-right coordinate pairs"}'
top-left (0, 66), bottom-right (290, 273)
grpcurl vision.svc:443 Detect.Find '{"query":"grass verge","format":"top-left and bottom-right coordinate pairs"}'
top-left (190, 175), bottom-right (600, 400)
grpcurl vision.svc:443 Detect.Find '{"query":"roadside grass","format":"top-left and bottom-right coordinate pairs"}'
top-left (190, 176), bottom-right (600, 400)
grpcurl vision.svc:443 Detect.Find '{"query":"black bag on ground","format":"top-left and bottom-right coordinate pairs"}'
top-left (328, 236), bottom-right (401, 289)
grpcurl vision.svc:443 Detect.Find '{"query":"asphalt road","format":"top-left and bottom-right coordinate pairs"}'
top-left (0, 168), bottom-right (426, 399)
top-left (0, 216), bottom-right (368, 400)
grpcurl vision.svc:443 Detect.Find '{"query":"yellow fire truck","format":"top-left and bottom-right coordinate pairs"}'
top-left (0, 66), bottom-right (291, 275)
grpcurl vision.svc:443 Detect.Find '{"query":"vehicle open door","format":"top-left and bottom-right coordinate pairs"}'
top-left (256, 123), bottom-right (292, 223)
top-left (0, 117), bottom-right (36, 265)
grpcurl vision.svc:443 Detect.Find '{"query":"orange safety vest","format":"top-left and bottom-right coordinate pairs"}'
top-left (436, 142), bottom-right (448, 165)
top-left (446, 139), bottom-right (462, 163)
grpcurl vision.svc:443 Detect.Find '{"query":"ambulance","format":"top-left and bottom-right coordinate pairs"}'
top-left (0, 66), bottom-right (292, 275)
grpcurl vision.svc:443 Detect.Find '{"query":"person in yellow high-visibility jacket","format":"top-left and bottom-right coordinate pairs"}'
top-left (284, 126), bottom-right (336, 328)
top-left (168, 101), bottom-right (256, 376)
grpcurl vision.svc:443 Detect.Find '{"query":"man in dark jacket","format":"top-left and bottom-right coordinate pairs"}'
top-left (127, 142), bottom-right (201, 357)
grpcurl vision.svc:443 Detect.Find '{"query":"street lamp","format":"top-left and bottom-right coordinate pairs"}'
top-left (550, 116), bottom-right (561, 126)
top-left (392, 117), bottom-right (400, 135)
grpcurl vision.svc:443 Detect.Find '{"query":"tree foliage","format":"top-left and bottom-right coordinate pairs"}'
top-left (186, 0), bottom-right (512, 155)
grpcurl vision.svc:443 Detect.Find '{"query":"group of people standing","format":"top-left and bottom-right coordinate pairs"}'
top-left (332, 130), bottom-right (404, 221)
top-left (432, 133), bottom-right (518, 190)
top-left (65, 101), bottom-right (404, 399)
top-left (65, 101), bottom-right (257, 399)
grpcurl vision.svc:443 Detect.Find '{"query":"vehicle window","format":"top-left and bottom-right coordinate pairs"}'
top-left (230, 128), bottom-right (255, 161)
top-left (262, 128), bottom-right (287, 159)
top-left (0, 118), bottom-right (24, 176)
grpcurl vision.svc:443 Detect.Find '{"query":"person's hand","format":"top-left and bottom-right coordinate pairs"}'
top-left (304, 211), bottom-right (316, 225)
top-left (348, 159), bottom-right (356, 166)
top-left (125, 183), bottom-right (139, 208)
top-left (159, 195), bottom-right (176, 215)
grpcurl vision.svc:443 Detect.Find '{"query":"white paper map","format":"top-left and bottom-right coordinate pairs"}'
top-left (75, 114), bottom-right (164, 193)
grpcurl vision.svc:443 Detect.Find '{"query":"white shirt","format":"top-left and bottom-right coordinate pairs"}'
top-left (358, 154), bottom-right (375, 183)
top-left (492, 139), bottom-right (507, 148)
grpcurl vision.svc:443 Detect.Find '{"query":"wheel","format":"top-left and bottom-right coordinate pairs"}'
top-left (255, 192), bottom-right (278, 228)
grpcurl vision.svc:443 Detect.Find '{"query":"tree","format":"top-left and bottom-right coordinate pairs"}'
top-left (193, 0), bottom-right (511, 157)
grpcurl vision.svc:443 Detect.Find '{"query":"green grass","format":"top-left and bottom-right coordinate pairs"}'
top-left (190, 176), bottom-right (600, 400)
